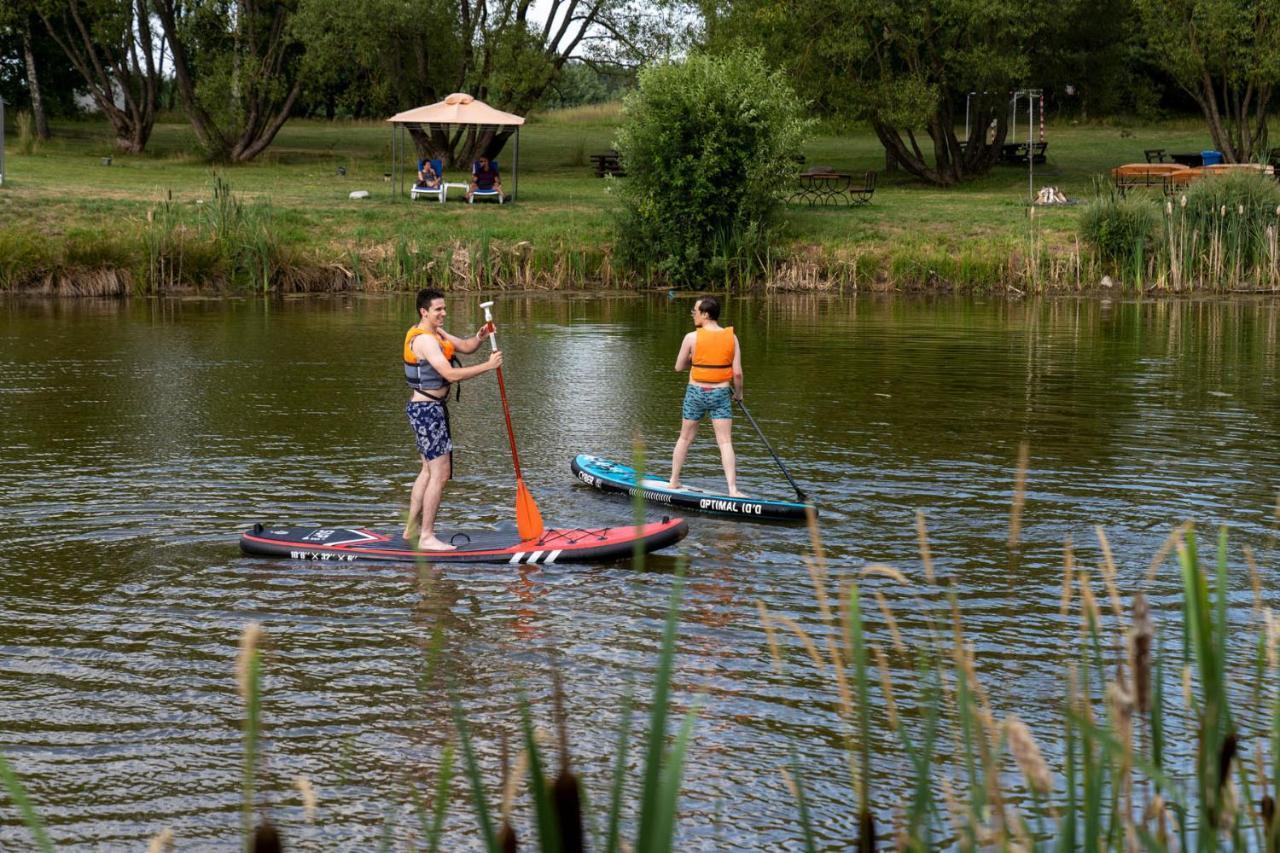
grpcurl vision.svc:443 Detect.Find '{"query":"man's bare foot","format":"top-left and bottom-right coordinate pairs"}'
top-left (667, 480), bottom-right (681, 490)
top-left (417, 536), bottom-right (457, 552)
top-left (729, 490), bottom-right (746, 498)
top-left (402, 528), bottom-right (417, 541)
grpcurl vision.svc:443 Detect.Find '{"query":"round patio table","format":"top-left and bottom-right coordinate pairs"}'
top-left (793, 171), bottom-right (853, 206)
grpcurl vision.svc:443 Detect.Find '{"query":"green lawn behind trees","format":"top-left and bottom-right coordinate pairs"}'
top-left (0, 107), bottom-right (1241, 292)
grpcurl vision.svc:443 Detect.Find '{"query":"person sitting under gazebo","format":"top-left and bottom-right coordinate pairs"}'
top-left (416, 159), bottom-right (441, 189)
top-left (467, 156), bottom-right (504, 202)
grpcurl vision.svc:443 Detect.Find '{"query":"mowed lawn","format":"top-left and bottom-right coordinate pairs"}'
top-left (0, 105), bottom-right (1230, 279)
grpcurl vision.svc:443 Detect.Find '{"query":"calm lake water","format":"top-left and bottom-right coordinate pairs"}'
top-left (2, 293), bottom-right (1279, 849)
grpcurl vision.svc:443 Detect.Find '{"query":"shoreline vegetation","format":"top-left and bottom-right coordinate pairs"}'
top-left (3, 106), bottom-right (1280, 295)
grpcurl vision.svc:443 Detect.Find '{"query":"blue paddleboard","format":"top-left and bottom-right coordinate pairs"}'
top-left (571, 454), bottom-right (815, 522)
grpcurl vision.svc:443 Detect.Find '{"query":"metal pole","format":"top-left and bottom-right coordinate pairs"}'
top-left (1, 96), bottom-right (6, 187)
top-left (965, 92), bottom-right (972, 142)
top-left (1028, 91), bottom-right (1034, 203)
top-left (514, 126), bottom-right (520, 202)
top-left (390, 122), bottom-right (396, 200)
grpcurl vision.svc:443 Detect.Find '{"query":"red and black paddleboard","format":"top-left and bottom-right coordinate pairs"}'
top-left (239, 517), bottom-right (688, 564)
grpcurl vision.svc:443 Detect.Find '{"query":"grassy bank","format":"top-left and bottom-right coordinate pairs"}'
top-left (0, 107), bottom-right (1251, 292)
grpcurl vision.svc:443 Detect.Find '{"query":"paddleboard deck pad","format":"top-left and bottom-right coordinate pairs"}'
top-left (240, 517), bottom-right (688, 564)
top-left (572, 454), bottom-right (815, 522)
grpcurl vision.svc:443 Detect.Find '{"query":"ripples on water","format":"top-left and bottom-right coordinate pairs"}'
top-left (2, 294), bottom-right (1279, 848)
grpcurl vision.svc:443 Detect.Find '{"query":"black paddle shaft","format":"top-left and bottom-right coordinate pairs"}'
top-left (736, 398), bottom-right (808, 502)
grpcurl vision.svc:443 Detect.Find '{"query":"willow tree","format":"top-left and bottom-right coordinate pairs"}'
top-left (1136, 0), bottom-right (1280, 163)
top-left (36, 0), bottom-right (162, 152)
top-left (153, 0), bottom-right (306, 162)
top-left (704, 0), bottom-right (1037, 186)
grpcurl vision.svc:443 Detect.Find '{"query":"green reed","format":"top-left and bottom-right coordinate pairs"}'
top-left (766, 471), bottom-right (1280, 848)
top-left (0, 750), bottom-right (53, 851)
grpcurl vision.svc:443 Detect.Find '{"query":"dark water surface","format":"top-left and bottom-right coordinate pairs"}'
top-left (2, 293), bottom-right (1279, 848)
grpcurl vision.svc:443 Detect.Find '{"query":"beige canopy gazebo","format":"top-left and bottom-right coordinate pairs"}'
top-left (387, 93), bottom-right (526, 201)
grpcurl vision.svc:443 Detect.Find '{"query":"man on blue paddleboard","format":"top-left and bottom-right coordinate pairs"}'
top-left (403, 288), bottom-right (502, 551)
top-left (667, 295), bottom-right (745, 497)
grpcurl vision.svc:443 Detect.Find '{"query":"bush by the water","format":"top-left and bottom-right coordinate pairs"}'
top-left (1078, 188), bottom-right (1161, 265)
top-left (614, 50), bottom-right (810, 286)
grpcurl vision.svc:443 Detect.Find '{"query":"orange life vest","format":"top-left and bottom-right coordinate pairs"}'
top-left (690, 326), bottom-right (735, 383)
top-left (404, 326), bottom-right (457, 392)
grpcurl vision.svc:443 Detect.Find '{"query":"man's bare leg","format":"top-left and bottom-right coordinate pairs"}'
top-left (416, 453), bottom-right (456, 551)
top-left (667, 419), bottom-right (700, 490)
top-left (404, 459), bottom-right (432, 540)
top-left (712, 418), bottom-right (743, 497)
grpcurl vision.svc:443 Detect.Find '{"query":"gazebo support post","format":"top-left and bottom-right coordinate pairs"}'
top-left (514, 126), bottom-right (520, 202)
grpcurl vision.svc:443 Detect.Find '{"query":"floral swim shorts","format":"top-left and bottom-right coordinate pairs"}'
top-left (407, 400), bottom-right (453, 461)
top-left (681, 385), bottom-right (733, 421)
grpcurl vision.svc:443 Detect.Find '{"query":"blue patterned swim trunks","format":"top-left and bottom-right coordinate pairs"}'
top-left (682, 385), bottom-right (733, 421)
top-left (407, 400), bottom-right (453, 460)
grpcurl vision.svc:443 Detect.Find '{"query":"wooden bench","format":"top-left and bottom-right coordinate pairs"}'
top-left (1111, 163), bottom-right (1189, 195)
top-left (1000, 141), bottom-right (1048, 164)
top-left (589, 150), bottom-right (625, 177)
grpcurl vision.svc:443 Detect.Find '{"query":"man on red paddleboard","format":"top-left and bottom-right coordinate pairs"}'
top-left (403, 288), bottom-right (502, 550)
top-left (667, 295), bottom-right (745, 497)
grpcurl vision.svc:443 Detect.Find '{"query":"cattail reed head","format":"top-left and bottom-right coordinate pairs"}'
top-left (1003, 715), bottom-right (1052, 796)
top-left (147, 829), bottom-right (174, 853)
top-left (858, 809), bottom-right (876, 852)
top-left (252, 819), bottom-right (282, 853)
top-left (1262, 794), bottom-right (1275, 830)
top-left (1218, 731), bottom-right (1238, 792)
top-left (236, 622), bottom-right (264, 701)
top-left (498, 820), bottom-right (519, 853)
top-left (1128, 592), bottom-right (1153, 714)
top-left (1106, 682), bottom-right (1134, 749)
top-left (553, 771), bottom-right (584, 852)
top-left (294, 775), bottom-right (317, 823)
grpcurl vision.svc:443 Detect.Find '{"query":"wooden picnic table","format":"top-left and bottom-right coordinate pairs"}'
top-left (1111, 163), bottom-right (1190, 194)
top-left (790, 169), bottom-right (877, 206)
top-left (1167, 163), bottom-right (1276, 189)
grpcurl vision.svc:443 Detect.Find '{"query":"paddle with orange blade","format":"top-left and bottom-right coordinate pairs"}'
top-left (480, 300), bottom-right (545, 540)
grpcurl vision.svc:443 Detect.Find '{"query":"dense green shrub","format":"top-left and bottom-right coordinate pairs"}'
top-left (1078, 190), bottom-right (1160, 263)
top-left (614, 50), bottom-right (810, 286)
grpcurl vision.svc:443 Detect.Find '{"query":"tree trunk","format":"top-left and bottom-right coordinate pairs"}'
top-left (21, 20), bottom-right (51, 140)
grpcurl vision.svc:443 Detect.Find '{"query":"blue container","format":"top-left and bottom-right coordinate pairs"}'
top-left (1201, 150), bottom-right (1223, 166)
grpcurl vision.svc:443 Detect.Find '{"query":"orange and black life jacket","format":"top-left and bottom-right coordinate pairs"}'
top-left (404, 326), bottom-right (460, 396)
top-left (690, 326), bottom-right (735, 383)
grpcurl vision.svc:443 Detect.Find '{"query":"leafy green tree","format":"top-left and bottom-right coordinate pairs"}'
top-left (400, 0), bottom-right (676, 167)
top-left (703, 0), bottom-right (1036, 186)
top-left (292, 0), bottom-right (462, 120)
top-left (615, 50), bottom-right (810, 285)
top-left (1135, 0), bottom-right (1280, 162)
top-left (153, 0), bottom-right (306, 162)
top-left (34, 0), bottom-right (162, 152)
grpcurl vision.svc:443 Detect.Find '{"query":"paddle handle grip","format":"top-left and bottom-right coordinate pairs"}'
top-left (480, 300), bottom-right (499, 351)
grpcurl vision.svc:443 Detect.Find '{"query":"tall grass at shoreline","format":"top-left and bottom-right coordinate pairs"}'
top-left (1080, 171), bottom-right (1280, 291)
